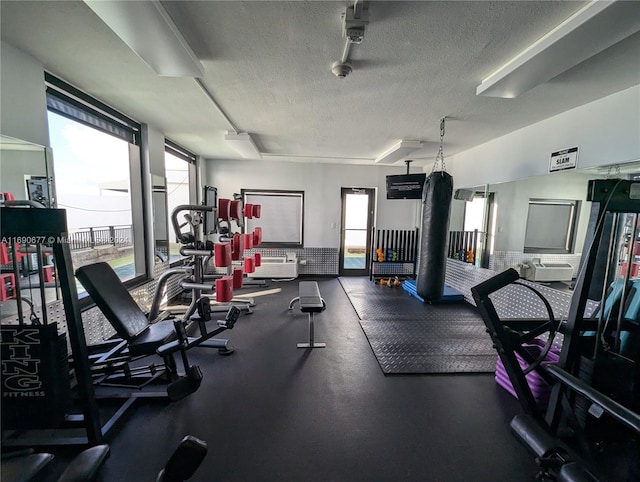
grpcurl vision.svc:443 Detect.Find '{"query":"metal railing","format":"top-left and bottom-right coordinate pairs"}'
top-left (68, 225), bottom-right (132, 251)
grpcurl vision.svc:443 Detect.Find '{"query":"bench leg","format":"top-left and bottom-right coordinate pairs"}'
top-left (297, 312), bottom-right (326, 349)
top-left (288, 296), bottom-right (300, 310)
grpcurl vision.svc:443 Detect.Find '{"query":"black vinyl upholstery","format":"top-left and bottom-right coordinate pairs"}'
top-left (76, 262), bottom-right (176, 357)
top-left (1, 453), bottom-right (54, 482)
top-left (157, 435), bottom-right (208, 482)
top-left (58, 445), bottom-right (110, 482)
top-left (76, 262), bottom-right (149, 340)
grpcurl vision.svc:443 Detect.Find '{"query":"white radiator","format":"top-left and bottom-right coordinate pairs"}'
top-left (248, 254), bottom-right (298, 279)
top-left (523, 261), bottom-right (574, 282)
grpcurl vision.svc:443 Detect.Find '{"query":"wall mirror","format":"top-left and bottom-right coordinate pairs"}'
top-left (451, 160), bottom-right (640, 289)
top-left (1, 135), bottom-right (59, 322)
top-left (0, 134), bottom-right (54, 207)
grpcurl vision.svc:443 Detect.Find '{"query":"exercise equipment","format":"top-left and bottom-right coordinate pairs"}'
top-left (415, 118), bottom-right (454, 302)
top-left (288, 281), bottom-right (326, 348)
top-left (1, 445), bottom-right (110, 482)
top-left (472, 179), bottom-right (640, 481)
top-left (169, 203), bottom-right (254, 316)
top-left (157, 435), bottom-right (208, 482)
top-left (415, 170), bottom-right (453, 301)
top-left (448, 229), bottom-right (482, 266)
top-left (1, 433), bottom-right (207, 482)
top-left (76, 262), bottom-right (240, 400)
top-left (370, 228), bottom-right (419, 281)
top-left (1, 322), bottom-right (71, 430)
top-left (1, 207), bottom-right (103, 446)
top-left (0, 204), bottom-right (235, 447)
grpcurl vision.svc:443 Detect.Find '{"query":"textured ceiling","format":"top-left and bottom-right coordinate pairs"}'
top-left (1, 1), bottom-right (639, 166)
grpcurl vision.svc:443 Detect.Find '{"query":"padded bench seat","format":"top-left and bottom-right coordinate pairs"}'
top-left (289, 281), bottom-right (326, 349)
top-left (298, 281), bottom-right (325, 313)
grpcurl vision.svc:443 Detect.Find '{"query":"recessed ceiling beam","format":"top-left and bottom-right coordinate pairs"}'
top-left (84, 0), bottom-right (205, 77)
top-left (225, 132), bottom-right (262, 159)
top-left (375, 140), bottom-right (423, 164)
top-left (477, 0), bottom-right (640, 98)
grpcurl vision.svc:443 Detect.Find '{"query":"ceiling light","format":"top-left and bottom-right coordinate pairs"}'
top-left (375, 140), bottom-right (424, 164)
top-left (477, 0), bottom-right (640, 98)
top-left (225, 132), bottom-right (262, 159)
top-left (84, 0), bottom-right (204, 77)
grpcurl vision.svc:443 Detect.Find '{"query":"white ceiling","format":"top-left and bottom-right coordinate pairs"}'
top-left (1, 1), bottom-right (639, 167)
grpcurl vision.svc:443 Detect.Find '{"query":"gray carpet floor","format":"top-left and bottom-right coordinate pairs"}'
top-left (339, 277), bottom-right (497, 374)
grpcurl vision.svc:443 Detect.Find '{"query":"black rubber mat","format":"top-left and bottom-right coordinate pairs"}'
top-left (339, 277), bottom-right (497, 374)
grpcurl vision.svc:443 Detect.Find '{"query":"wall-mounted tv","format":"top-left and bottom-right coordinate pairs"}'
top-left (386, 173), bottom-right (426, 200)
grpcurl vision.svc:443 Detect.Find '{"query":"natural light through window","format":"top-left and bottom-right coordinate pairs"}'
top-left (165, 151), bottom-right (190, 260)
top-left (48, 111), bottom-right (137, 281)
top-left (343, 193), bottom-right (369, 269)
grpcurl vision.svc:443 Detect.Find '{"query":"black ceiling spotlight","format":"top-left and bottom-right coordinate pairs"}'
top-left (331, 1), bottom-right (369, 79)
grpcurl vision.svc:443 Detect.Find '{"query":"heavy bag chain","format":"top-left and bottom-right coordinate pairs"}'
top-left (431, 117), bottom-right (447, 173)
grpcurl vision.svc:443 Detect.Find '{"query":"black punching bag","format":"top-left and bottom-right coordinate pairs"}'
top-left (416, 171), bottom-right (453, 302)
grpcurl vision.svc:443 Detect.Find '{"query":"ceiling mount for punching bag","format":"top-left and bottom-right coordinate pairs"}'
top-left (416, 117), bottom-right (454, 302)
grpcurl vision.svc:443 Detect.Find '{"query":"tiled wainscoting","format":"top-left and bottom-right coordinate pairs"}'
top-left (24, 253), bottom-right (597, 349)
top-left (445, 259), bottom-right (597, 321)
top-left (246, 247), bottom-right (339, 276)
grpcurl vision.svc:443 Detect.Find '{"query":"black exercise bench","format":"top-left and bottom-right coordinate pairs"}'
top-left (288, 281), bottom-right (326, 348)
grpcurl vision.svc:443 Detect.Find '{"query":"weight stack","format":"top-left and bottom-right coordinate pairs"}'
top-left (1, 323), bottom-right (71, 429)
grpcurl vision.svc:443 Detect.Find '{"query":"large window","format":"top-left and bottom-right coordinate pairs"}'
top-left (524, 199), bottom-right (579, 254)
top-left (165, 141), bottom-right (195, 261)
top-left (242, 190), bottom-right (304, 247)
top-left (46, 74), bottom-right (144, 282)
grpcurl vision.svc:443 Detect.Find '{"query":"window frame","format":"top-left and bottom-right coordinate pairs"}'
top-left (45, 73), bottom-right (148, 288)
top-left (523, 198), bottom-right (579, 254)
top-left (241, 189), bottom-right (304, 248)
top-left (164, 139), bottom-right (197, 266)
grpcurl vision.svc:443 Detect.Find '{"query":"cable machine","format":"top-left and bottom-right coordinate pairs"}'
top-left (472, 179), bottom-right (640, 481)
top-left (1, 207), bottom-right (103, 446)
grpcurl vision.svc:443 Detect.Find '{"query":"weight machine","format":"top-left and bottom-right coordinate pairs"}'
top-left (155, 186), bottom-right (265, 321)
top-left (472, 179), bottom-right (640, 481)
top-left (1, 207), bottom-right (105, 446)
top-left (162, 202), bottom-right (254, 319)
top-left (0, 204), bottom-right (241, 447)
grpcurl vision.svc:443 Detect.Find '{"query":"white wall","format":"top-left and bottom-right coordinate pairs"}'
top-left (206, 159), bottom-right (421, 248)
top-left (450, 85), bottom-right (640, 189)
top-left (0, 42), bottom-right (52, 202)
top-left (0, 42), bottom-right (49, 146)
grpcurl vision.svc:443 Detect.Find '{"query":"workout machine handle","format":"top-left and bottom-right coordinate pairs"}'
top-left (471, 268), bottom-right (520, 301)
top-left (148, 267), bottom-right (192, 322)
top-left (180, 248), bottom-right (214, 257)
top-left (546, 364), bottom-right (640, 435)
top-left (171, 204), bottom-right (214, 244)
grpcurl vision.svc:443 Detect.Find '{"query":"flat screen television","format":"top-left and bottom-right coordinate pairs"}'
top-left (386, 173), bottom-right (426, 200)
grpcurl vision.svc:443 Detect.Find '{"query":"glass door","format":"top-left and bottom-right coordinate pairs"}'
top-left (340, 187), bottom-right (375, 276)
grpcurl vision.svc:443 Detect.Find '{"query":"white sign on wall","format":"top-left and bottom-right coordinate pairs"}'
top-left (549, 147), bottom-right (578, 172)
